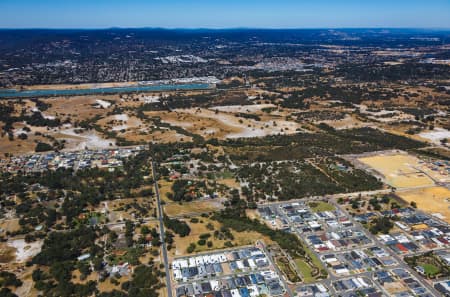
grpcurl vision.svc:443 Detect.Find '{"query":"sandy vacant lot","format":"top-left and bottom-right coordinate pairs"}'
top-left (358, 154), bottom-right (435, 188)
top-left (397, 187), bottom-right (450, 223)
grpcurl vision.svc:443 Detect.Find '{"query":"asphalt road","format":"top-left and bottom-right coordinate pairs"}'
top-left (152, 161), bottom-right (173, 297)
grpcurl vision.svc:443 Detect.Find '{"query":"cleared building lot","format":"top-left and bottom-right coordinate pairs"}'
top-left (358, 153), bottom-right (434, 188)
top-left (397, 186), bottom-right (450, 224)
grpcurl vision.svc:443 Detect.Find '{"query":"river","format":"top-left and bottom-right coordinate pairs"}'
top-left (0, 83), bottom-right (213, 98)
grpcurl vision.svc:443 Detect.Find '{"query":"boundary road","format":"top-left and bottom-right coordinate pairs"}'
top-left (152, 161), bottom-right (173, 297)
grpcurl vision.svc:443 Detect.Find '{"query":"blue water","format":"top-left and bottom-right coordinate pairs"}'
top-left (0, 83), bottom-right (212, 98)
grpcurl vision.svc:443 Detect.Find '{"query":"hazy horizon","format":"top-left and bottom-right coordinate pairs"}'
top-left (1, 0), bottom-right (450, 29)
top-left (0, 27), bottom-right (450, 31)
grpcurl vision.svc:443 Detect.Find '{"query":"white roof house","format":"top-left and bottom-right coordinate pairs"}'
top-left (335, 267), bottom-right (349, 275)
top-left (195, 256), bottom-right (204, 265)
top-left (189, 258), bottom-right (196, 267)
top-left (174, 269), bottom-right (182, 280)
top-left (179, 259), bottom-right (188, 268)
top-left (357, 277), bottom-right (369, 287)
top-left (231, 289), bottom-right (241, 297)
top-left (250, 250), bottom-right (263, 257)
top-left (172, 260), bottom-right (181, 269)
top-left (210, 280), bottom-right (220, 291)
top-left (248, 259), bottom-right (256, 269)
top-left (308, 221), bottom-right (321, 229)
top-left (317, 284), bottom-right (327, 293)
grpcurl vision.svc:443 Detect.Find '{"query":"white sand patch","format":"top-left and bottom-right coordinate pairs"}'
top-left (209, 104), bottom-right (276, 113)
top-left (13, 128), bottom-right (28, 136)
top-left (142, 95), bottom-right (160, 103)
top-left (96, 99), bottom-right (112, 108)
top-left (113, 114), bottom-right (129, 121)
top-left (42, 113), bottom-right (56, 120)
top-left (7, 239), bottom-right (42, 263)
top-left (203, 128), bottom-right (219, 135)
top-left (59, 128), bottom-right (114, 150)
top-left (419, 128), bottom-right (450, 144)
top-left (112, 124), bottom-right (129, 131)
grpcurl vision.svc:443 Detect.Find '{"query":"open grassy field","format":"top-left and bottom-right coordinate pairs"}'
top-left (305, 247), bottom-right (326, 275)
top-left (163, 200), bottom-right (224, 217)
top-left (292, 243), bottom-right (326, 283)
top-left (158, 180), bottom-right (174, 203)
top-left (397, 187), bottom-right (450, 223)
top-left (46, 95), bottom-right (111, 119)
top-left (358, 153), bottom-right (434, 188)
top-left (422, 263), bottom-right (441, 276)
top-left (216, 178), bottom-right (240, 189)
top-left (308, 201), bottom-right (335, 213)
top-left (294, 258), bottom-right (315, 283)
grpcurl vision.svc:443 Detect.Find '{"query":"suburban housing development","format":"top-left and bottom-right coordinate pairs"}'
top-left (0, 17), bottom-right (450, 297)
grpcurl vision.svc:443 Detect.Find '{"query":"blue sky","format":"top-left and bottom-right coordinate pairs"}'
top-left (1, 0), bottom-right (449, 29)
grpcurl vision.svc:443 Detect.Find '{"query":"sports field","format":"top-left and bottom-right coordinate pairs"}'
top-left (397, 187), bottom-right (450, 223)
top-left (358, 154), bottom-right (434, 188)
